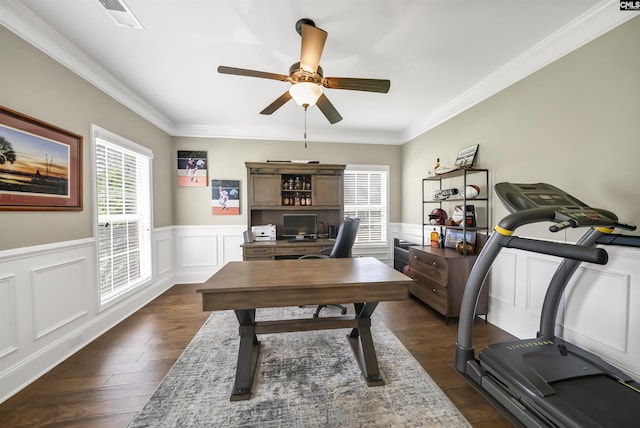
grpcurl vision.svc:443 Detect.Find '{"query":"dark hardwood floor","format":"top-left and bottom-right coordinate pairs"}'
top-left (0, 283), bottom-right (516, 427)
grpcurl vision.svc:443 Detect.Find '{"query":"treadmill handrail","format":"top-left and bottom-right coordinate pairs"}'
top-left (456, 225), bottom-right (609, 372)
top-left (504, 236), bottom-right (608, 265)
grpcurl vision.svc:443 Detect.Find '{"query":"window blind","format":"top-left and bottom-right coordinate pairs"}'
top-left (344, 166), bottom-right (388, 245)
top-left (94, 132), bottom-right (152, 304)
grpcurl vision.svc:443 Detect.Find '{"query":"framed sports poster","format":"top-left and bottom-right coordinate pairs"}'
top-left (177, 150), bottom-right (207, 186)
top-left (211, 179), bottom-right (240, 215)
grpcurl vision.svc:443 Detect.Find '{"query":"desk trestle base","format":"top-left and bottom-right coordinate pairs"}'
top-left (228, 302), bottom-right (385, 400)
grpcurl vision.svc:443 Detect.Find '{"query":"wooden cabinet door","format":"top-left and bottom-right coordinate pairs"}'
top-left (313, 175), bottom-right (342, 206)
top-left (250, 175), bottom-right (281, 206)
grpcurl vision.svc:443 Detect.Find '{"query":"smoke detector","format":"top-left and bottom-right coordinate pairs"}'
top-left (98, 0), bottom-right (144, 29)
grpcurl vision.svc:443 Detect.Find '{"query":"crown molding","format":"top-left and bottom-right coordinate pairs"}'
top-left (2, 0), bottom-right (636, 144)
top-left (402, 1), bottom-right (639, 143)
top-left (0, 0), bottom-right (174, 134)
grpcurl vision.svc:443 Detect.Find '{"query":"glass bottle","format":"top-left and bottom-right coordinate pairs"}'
top-left (430, 228), bottom-right (440, 247)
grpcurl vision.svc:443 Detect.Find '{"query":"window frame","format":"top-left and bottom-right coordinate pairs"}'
top-left (91, 125), bottom-right (154, 310)
top-left (343, 164), bottom-right (389, 247)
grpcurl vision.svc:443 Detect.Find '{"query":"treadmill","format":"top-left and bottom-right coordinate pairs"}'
top-left (454, 182), bottom-right (640, 427)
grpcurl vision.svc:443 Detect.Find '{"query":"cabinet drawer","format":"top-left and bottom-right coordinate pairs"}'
top-left (408, 249), bottom-right (448, 285)
top-left (276, 246), bottom-right (327, 256)
top-left (409, 281), bottom-right (447, 315)
top-left (244, 247), bottom-right (274, 256)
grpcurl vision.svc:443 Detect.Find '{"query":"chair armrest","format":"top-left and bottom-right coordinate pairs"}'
top-left (298, 254), bottom-right (330, 259)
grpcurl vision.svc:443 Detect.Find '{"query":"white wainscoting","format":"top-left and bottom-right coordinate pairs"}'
top-left (0, 224), bottom-right (245, 404)
top-left (8, 222), bottom-right (634, 404)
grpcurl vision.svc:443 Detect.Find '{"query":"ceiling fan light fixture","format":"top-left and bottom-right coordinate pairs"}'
top-left (289, 82), bottom-right (323, 108)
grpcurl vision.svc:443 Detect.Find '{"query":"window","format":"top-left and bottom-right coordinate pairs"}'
top-left (344, 165), bottom-right (389, 245)
top-left (92, 126), bottom-right (153, 305)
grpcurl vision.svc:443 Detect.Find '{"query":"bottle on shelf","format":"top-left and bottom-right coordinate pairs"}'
top-left (430, 228), bottom-right (440, 248)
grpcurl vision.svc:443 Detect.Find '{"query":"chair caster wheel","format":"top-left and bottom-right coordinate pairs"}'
top-left (313, 313), bottom-right (319, 318)
top-left (341, 308), bottom-right (347, 315)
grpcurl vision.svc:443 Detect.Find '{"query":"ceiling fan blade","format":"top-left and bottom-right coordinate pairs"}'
top-left (316, 93), bottom-right (342, 124)
top-left (300, 24), bottom-right (327, 74)
top-left (218, 66), bottom-right (289, 82)
top-left (260, 91), bottom-right (292, 115)
top-left (323, 77), bottom-right (390, 93)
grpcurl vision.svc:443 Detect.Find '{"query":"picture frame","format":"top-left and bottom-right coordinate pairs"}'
top-left (177, 150), bottom-right (208, 187)
top-left (0, 106), bottom-right (82, 211)
top-left (211, 179), bottom-right (240, 215)
top-left (454, 144), bottom-right (479, 168)
top-left (444, 229), bottom-right (477, 249)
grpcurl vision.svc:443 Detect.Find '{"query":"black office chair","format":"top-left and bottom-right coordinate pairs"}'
top-left (299, 217), bottom-right (360, 318)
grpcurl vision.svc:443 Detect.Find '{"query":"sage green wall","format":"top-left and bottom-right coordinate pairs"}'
top-left (0, 26), bottom-right (173, 250)
top-left (173, 137), bottom-right (402, 225)
top-left (401, 17), bottom-right (640, 241)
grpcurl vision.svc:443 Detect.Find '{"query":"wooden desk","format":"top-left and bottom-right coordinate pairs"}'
top-left (197, 257), bottom-right (411, 400)
top-left (241, 238), bottom-right (335, 260)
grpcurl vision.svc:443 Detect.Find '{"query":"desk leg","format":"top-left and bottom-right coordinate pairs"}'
top-left (347, 302), bottom-right (385, 386)
top-left (231, 309), bottom-right (260, 401)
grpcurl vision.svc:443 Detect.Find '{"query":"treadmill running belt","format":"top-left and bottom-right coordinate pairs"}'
top-left (541, 375), bottom-right (640, 427)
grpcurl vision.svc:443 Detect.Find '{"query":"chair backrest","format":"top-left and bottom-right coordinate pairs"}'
top-left (328, 217), bottom-right (360, 258)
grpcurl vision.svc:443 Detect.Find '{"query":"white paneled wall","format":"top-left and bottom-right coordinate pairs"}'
top-left (0, 225), bottom-right (245, 404)
top-left (6, 220), bottom-right (636, 404)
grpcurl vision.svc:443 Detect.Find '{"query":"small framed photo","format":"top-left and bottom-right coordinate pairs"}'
top-left (454, 144), bottom-right (479, 168)
top-left (444, 229), bottom-right (476, 249)
top-left (0, 106), bottom-right (82, 211)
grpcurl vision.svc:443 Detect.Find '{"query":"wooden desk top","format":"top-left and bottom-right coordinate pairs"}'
top-left (197, 257), bottom-right (411, 311)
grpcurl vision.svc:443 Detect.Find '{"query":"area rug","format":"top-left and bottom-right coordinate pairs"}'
top-left (129, 306), bottom-right (470, 428)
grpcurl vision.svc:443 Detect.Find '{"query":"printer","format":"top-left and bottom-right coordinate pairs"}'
top-left (251, 224), bottom-right (276, 241)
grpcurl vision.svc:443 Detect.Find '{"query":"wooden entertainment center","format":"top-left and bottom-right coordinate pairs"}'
top-left (242, 162), bottom-right (345, 261)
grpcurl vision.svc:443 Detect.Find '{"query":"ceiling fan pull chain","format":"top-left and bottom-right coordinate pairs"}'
top-left (304, 106), bottom-right (308, 149)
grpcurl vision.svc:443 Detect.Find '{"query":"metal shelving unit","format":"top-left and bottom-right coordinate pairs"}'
top-left (421, 168), bottom-right (489, 252)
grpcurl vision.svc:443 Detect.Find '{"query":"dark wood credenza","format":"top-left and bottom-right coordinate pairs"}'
top-left (406, 245), bottom-right (488, 322)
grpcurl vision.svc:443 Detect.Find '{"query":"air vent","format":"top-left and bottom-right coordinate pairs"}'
top-left (98, 0), bottom-right (144, 29)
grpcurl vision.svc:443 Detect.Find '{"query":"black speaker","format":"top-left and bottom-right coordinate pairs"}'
top-left (328, 225), bottom-right (337, 239)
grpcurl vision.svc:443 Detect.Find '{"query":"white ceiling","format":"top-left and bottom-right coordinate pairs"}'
top-left (0, 0), bottom-right (635, 144)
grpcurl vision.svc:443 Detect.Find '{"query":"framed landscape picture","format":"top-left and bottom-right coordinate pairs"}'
top-left (0, 106), bottom-right (82, 211)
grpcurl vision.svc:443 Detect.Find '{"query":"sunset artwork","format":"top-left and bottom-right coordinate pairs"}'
top-left (0, 124), bottom-right (71, 197)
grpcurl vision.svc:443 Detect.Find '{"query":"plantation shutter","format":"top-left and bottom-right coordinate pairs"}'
top-left (344, 166), bottom-right (388, 245)
top-left (94, 129), bottom-right (152, 304)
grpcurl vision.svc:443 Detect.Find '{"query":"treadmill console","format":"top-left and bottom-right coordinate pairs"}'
top-left (494, 182), bottom-right (619, 231)
top-left (494, 183), bottom-right (589, 212)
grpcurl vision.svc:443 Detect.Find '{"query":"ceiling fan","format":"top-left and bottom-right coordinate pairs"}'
top-left (218, 18), bottom-right (391, 124)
